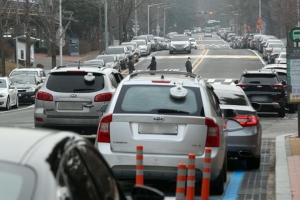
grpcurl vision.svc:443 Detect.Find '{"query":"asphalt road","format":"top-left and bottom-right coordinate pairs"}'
top-left (0, 32), bottom-right (297, 199)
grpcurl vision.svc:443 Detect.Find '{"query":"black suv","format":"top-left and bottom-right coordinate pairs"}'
top-left (234, 69), bottom-right (286, 117)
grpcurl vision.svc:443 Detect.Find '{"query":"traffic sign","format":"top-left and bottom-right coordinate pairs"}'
top-left (257, 24), bottom-right (263, 31)
top-left (132, 28), bottom-right (140, 34)
top-left (257, 18), bottom-right (263, 24)
top-left (289, 27), bottom-right (300, 42)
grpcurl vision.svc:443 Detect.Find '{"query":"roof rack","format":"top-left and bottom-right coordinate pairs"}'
top-left (128, 70), bottom-right (201, 81)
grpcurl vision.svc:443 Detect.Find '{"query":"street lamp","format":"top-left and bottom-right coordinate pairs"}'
top-left (259, 0), bottom-right (262, 34)
top-left (163, 7), bottom-right (172, 37)
top-left (148, 3), bottom-right (164, 35)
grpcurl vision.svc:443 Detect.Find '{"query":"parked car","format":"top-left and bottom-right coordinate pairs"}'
top-left (258, 35), bottom-right (277, 53)
top-left (212, 84), bottom-right (262, 169)
top-left (10, 74), bottom-right (42, 104)
top-left (262, 63), bottom-right (286, 70)
top-left (95, 55), bottom-right (122, 72)
top-left (275, 52), bottom-right (287, 64)
top-left (132, 36), bottom-right (151, 55)
top-left (141, 34), bottom-right (159, 51)
top-left (0, 77), bottom-right (18, 110)
top-left (262, 40), bottom-right (285, 60)
top-left (9, 68), bottom-right (46, 82)
top-left (249, 34), bottom-right (262, 49)
top-left (169, 34), bottom-right (191, 54)
top-left (96, 70), bottom-right (237, 195)
top-left (204, 30), bottom-right (213, 37)
top-left (104, 46), bottom-right (130, 69)
top-left (234, 69), bottom-right (286, 117)
top-left (0, 127), bottom-right (164, 200)
top-left (183, 30), bottom-right (192, 37)
top-left (189, 37), bottom-right (197, 49)
top-left (83, 59), bottom-right (106, 68)
top-left (132, 39), bottom-right (149, 56)
top-left (34, 66), bottom-right (123, 134)
top-left (121, 41), bottom-right (141, 62)
top-left (267, 48), bottom-right (286, 64)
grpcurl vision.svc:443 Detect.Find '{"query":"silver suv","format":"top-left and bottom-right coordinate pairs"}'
top-left (34, 66), bottom-right (123, 134)
top-left (169, 34), bottom-right (191, 54)
top-left (96, 71), bottom-right (235, 194)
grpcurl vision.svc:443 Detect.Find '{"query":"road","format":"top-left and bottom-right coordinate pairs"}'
top-left (0, 32), bottom-right (297, 199)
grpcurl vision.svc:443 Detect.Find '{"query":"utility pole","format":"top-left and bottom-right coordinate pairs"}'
top-left (134, 0), bottom-right (137, 36)
top-left (105, 0), bottom-right (108, 49)
top-left (259, 0), bottom-right (261, 34)
top-left (59, 0), bottom-right (63, 66)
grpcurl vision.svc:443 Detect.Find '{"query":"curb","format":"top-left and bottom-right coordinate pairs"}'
top-left (276, 134), bottom-right (292, 200)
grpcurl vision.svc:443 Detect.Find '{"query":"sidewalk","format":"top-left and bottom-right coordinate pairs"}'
top-left (276, 133), bottom-right (300, 200)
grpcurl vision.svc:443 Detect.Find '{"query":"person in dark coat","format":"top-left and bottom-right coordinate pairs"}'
top-left (128, 56), bottom-right (135, 74)
top-left (185, 57), bottom-right (192, 76)
top-left (147, 56), bottom-right (157, 75)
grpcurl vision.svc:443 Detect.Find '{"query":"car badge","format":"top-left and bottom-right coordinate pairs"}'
top-left (257, 85), bottom-right (262, 88)
top-left (70, 94), bottom-right (77, 98)
top-left (153, 117), bottom-right (164, 122)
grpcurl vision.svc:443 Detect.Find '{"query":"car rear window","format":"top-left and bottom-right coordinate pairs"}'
top-left (10, 71), bottom-right (38, 76)
top-left (241, 74), bottom-right (279, 84)
top-left (0, 162), bottom-right (35, 200)
top-left (114, 85), bottom-right (204, 116)
top-left (214, 90), bottom-right (248, 106)
top-left (0, 79), bottom-right (7, 88)
top-left (277, 72), bottom-right (287, 81)
top-left (47, 72), bottom-right (105, 93)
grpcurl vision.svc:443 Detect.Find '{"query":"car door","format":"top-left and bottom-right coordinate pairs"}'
top-left (8, 79), bottom-right (16, 106)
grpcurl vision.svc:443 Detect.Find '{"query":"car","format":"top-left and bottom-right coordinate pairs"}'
top-left (141, 34), bottom-right (159, 51)
top-left (154, 37), bottom-right (167, 50)
top-left (258, 35), bottom-right (277, 53)
top-left (169, 34), bottom-right (191, 54)
top-left (267, 48), bottom-right (286, 64)
top-left (132, 35), bottom-right (151, 55)
top-left (262, 63), bottom-right (286, 70)
top-left (226, 33), bottom-right (236, 42)
top-left (212, 84), bottom-right (262, 169)
top-left (132, 39), bottom-right (149, 56)
top-left (34, 66), bottom-right (124, 134)
top-left (262, 41), bottom-right (285, 60)
top-left (204, 30), bottom-right (212, 37)
top-left (104, 46), bottom-right (131, 69)
top-left (189, 37), bottom-right (197, 49)
top-left (0, 77), bottom-right (19, 110)
top-left (121, 41), bottom-right (141, 61)
top-left (96, 70), bottom-right (237, 195)
top-left (9, 67), bottom-right (46, 83)
top-left (166, 32), bottom-right (179, 39)
top-left (0, 127), bottom-right (164, 200)
top-left (83, 59), bottom-right (106, 68)
top-left (95, 55), bottom-right (122, 72)
top-left (234, 69), bottom-right (286, 117)
top-left (275, 52), bottom-right (287, 64)
top-left (10, 74), bottom-right (42, 104)
top-left (183, 30), bottom-right (192, 37)
top-left (249, 34), bottom-right (262, 49)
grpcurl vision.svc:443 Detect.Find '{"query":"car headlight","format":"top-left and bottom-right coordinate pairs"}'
top-left (170, 44), bottom-right (176, 48)
top-left (0, 93), bottom-right (7, 98)
top-left (26, 87), bottom-right (35, 92)
top-left (184, 44), bottom-right (190, 48)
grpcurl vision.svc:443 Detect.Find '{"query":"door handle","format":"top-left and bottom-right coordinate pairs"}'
top-left (83, 104), bottom-right (94, 108)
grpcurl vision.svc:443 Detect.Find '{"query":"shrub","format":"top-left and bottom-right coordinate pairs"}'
top-left (79, 40), bottom-right (91, 55)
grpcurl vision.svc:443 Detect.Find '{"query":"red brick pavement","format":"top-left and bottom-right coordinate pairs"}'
top-left (35, 51), bottom-right (100, 62)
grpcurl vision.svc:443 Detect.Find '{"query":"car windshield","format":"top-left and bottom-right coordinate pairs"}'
top-left (10, 71), bottom-right (38, 76)
top-left (171, 36), bottom-right (189, 41)
top-left (0, 162), bottom-right (35, 200)
top-left (114, 85), bottom-right (204, 116)
top-left (105, 48), bottom-right (124, 54)
top-left (214, 90), bottom-right (248, 106)
top-left (83, 60), bottom-right (105, 66)
top-left (241, 74), bottom-right (279, 84)
top-left (147, 35), bottom-right (154, 41)
top-left (96, 55), bottom-right (114, 62)
top-left (135, 40), bottom-right (146, 46)
top-left (277, 72), bottom-right (287, 81)
top-left (132, 37), bottom-right (146, 42)
top-left (46, 72), bottom-right (105, 93)
top-left (0, 79), bottom-right (7, 88)
top-left (269, 43), bottom-right (284, 48)
top-left (280, 53), bottom-right (286, 58)
top-left (123, 43), bottom-right (137, 48)
top-left (10, 76), bottom-right (36, 85)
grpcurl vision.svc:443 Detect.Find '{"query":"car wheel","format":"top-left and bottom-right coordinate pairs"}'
top-left (195, 46), bottom-right (197, 50)
top-left (278, 106), bottom-right (286, 118)
top-left (188, 50), bottom-right (191, 54)
top-left (289, 104), bottom-right (297, 113)
top-left (5, 96), bottom-right (10, 110)
top-left (13, 97), bottom-right (19, 109)
top-left (210, 163), bottom-right (225, 195)
top-left (246, 156), bottom-right (261, 169)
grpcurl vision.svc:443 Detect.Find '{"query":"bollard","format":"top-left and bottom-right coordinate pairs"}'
top-left (136, 145), bottom-right (143, 185)
top-left (175, 163), bottom-right (186, 200)
top-left (201, 148), bottom-right (212, 200)
top-left (186, 153), bottom-right (196, 200)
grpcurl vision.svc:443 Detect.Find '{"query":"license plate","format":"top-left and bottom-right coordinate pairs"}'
top-left (138, 123), bottom-right (178, 135)
top-left (58, 102), bottom-right (83, 110)
top-left (18, 94), bottom-right (22, 97)
top-left (252, 96), bottom-right (268, 102)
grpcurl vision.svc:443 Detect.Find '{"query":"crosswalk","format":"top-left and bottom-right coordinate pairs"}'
top-left (204, 78), bottom-right (237, 85)
top-left (198, 44), bottom-right (230, 49)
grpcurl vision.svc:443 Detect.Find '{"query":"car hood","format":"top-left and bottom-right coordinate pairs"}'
top-left (13, 84), bottom-right (37, 89)
top-left (139, 45), bottom-right (147, 49)
top-left (0, 88), bottom-right (8, 94)
top-left (171, 41), bottom-right (189, 45)
top-left (106, 62), bottom-right (115, 66)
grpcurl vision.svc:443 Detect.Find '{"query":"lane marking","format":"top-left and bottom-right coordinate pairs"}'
top-left (213, 82), bottom-right (222, 84)
top-left (192, 49), bottom-right (206, 67)
top-left (207, 79), bottom-right (215, 83)
top-left (230, 82), bottom-right (236, 85)
top-left (153, 55), bottom-right (259, 59)
top-left (192, 49), bottom-right (209, 72)
top-left (224, 79), bottom-right (232, 83)
top-left (250, 49), bottom-right (266, 66)
top-left (0, 105), bottom-right (34, 114)
top-left (222, 171), bottom-right (244, 200)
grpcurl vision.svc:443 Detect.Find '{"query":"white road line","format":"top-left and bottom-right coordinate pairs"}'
top-left (230, 82), bottom-right (236, 85)
top-left (213, 82), bottom-right (222, 84)
top-left (0, 105), bottom-right (34, 114)
top-left (250, 49), bottom-right (266, 66)
top-left (224, 79), bottom-right (232, 83)
top-left (207, 79), bottom-right (215, 83)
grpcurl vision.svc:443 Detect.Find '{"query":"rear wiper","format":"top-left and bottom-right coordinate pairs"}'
top-left (157, 109), bottom-right (190, 114)
top-left (249, 81), bottom-right (260, 84)
top-left (73, 88), bottom-right (95, 91)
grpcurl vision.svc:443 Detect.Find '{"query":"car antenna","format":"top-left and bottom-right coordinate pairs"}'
top-left (161, 75), bottom-right (164, 79)
top-left (78, 61), bottom-right (80, 69)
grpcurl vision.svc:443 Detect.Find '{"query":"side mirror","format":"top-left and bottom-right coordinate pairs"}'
top-left (234, 80), bottom-right (239, 84)
top-left (281, 80), bottom-right (287, 85)
top-left (131, 185), bottom-right (164, 200)
top-left (223, 109), bottom-right (236, 118)
top-left (251, 102), bottom-right (261, 111)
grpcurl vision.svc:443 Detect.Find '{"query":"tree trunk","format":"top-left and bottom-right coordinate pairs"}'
top-left (25, 0), bottom-right (31, 67)
top-left (51, 42), bottom-right (56, 68)
top-left (118, 0), bottom-right (123, 44)
top-left (0, 33), bottom-right (5, 76)
top-left (123, 23), bottom-right (128, 42)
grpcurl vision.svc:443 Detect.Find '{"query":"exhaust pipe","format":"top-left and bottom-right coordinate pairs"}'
top-left (238, 150), bottom-right (253, 157)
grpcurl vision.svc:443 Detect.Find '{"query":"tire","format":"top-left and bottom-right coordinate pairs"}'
top-left (5, 96), bottom-right (10, 110)
top-left (188, 50), bottom-right (191, 54)
top-left (12, 97), bottom-right (19, 109)
top-left (246, 156), bottom-right (261, 169)
top-left (278, 106), bottom-right (286, 118)
top-left (289, 104), bottom-right (297, 113)
top-left (210, 164), bottom-right (225, 195)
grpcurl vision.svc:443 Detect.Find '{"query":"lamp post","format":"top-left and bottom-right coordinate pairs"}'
top-left (148, 3), bottom-right (163, 35)
top-left (59, 0), bottom-right (63, 66)
top-left (259, 0), bottom-right (262, 34)
top-left (163, 7), bottom-right (171, 37)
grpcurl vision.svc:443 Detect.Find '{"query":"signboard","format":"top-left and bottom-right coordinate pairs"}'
top-left (257, 24), bottom-right (263, 30)
top-left (287, 47), bottom-right (300, 103)
top-left (256, 18), bottom-right (263, 31)
top-left (257, 18), bottom-right (263, 24)
top-left (289, 27), bottom-right (300, 42)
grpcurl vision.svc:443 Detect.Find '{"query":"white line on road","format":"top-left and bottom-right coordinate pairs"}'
top-left (213, 82), bottom-right (222, 84)
top-left (0, 105), bottom-right (34, 114)
top-left (207, 79), bottom-right (215, 83)
top-left (230, 82), bottom-right (236, 85)
top-left (224, 79), bottom-right (233, 83)
top-left (250, 49), bottom-right (266, 66)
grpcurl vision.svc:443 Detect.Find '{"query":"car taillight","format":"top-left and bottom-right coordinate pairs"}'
top-left (236, 84), bottom-right (248, 89)
top-left (152, 80), bottom-right (171, 83)
top-left (97, 114), bottom-right (112, 143)
top-left (94, 93), bottom-right (113, 102)
top-left (36, 91), bottom-right (53, 101)
top-left (205, 117), bottom-right (220, 147)
top-left (272, 84), bottom-right (283, 90)
top-left (233, 115), bottom-right (259, 127)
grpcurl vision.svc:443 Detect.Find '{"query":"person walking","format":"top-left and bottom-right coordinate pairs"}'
top-left (147, 56), bottom-right (157, 75)
top-left (128, 56), bottom-right (135, 74)
top-left (185, 57), bottom-right (193, 76)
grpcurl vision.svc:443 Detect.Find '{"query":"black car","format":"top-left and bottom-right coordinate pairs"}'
top-left (10, 74), bottom-right (42, 104)
top-left (234, 69), bottom-right (286, 117)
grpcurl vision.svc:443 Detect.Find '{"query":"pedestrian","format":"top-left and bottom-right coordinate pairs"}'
top-left (128, 56), bottom-right (135, 74)
top-left (147, 56), bottom-right (157, 75)
top-left (185, 57), bottom-right (192, 76)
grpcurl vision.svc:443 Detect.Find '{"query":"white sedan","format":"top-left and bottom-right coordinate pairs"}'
top-left (189, 38), bottom-right (197, 49)
top-left (0, 77), bottom-right (18, 110)
top-left (275, 52), bottom-right (287, 64)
